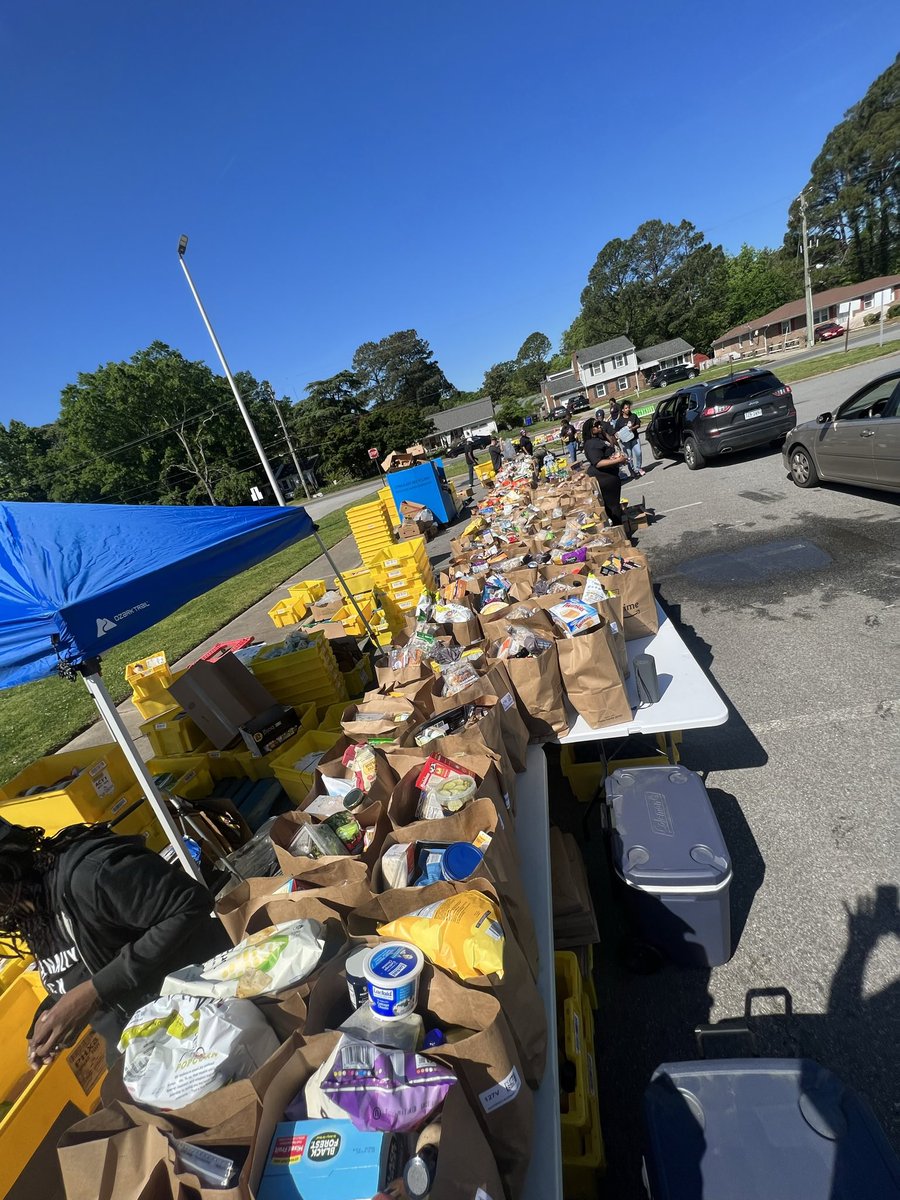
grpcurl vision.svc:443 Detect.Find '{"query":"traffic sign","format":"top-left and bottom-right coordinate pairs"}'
top-left (368, 448), bottom-right (379, 460)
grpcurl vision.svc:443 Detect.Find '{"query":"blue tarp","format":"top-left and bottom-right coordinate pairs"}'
top-left (0, 501), bottom-right (315, 688)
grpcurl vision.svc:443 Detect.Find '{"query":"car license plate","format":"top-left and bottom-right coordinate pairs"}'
top-left (744, 408), bottom-right (763, 420)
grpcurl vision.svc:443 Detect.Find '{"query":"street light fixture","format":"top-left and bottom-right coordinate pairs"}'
top-left (175, 235), bottom-right (378, 641)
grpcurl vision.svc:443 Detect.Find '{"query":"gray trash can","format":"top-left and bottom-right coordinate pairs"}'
top-left (607, 765), bottom-right (732, 967)
top-left (643, 1058), bottom-right (900, 1199)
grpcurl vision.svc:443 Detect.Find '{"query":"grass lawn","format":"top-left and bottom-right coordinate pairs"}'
top-left (0, 499), bottom-right (374, 782)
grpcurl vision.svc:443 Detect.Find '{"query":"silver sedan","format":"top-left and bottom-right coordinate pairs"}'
top-left (783, 370), bottom-right (900, 493)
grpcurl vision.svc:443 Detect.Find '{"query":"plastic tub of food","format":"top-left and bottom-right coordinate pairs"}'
top-left (364, 942), bottom-right (425, 1020)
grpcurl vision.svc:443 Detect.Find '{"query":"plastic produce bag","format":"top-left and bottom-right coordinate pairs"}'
top-left (320, 1036), bottom-right (456, 1132)
top-left (119, 995), bottom-right (279, 1110)
top-left (161, 918), bottom-right (326, 998)
top-left (377, 890), bottom-right (505, 980)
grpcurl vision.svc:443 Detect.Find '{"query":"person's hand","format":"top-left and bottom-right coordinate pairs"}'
top-left (28, 979), bottom-right (98, 1067)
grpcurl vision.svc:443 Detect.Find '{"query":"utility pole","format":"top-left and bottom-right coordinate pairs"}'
top-left (272, 398), bottom-right (311, 500)
top-left (799, 191), bottom-right (815, 348)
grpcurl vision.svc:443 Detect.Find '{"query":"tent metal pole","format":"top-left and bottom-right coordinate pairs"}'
top-left (81, 672), bottom-right (204, 881)
top-left (312, 530), bottom-right (380, 645)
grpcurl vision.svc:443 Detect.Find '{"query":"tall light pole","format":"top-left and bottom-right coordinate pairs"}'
top-left (176, 236), bottom-right (378, 642)
top-left (271, 396), bottom-right (311, 500)
top-left (799, 192), bottom-right (815, 349)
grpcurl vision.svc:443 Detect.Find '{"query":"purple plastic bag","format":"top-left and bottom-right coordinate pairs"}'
top-left (561, 547), bottom-right (587, 564)
top-left (321, 1036), bottom-right (456, 1132)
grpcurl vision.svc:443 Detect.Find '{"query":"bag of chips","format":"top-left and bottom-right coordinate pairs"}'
top-left (377, 890), bottom-right (505, 980)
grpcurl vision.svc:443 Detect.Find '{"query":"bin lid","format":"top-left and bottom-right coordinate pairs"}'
top-left (607, 766), bottom-right (731, 890)
top-left (644, 1059), bottom-right (900, 1199)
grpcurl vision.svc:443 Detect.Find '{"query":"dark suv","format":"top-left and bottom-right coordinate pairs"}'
top-left (646, 368), bottom-right (796, 470)
top-left (648, 363), bottom-right (700, 388)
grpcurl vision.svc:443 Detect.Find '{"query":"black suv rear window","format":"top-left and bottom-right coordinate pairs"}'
top-left (708, 372), bottom-right (781, 404)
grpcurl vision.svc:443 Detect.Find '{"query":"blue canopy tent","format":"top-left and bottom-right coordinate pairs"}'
top-left (0, 500), bottom-right (322, 877)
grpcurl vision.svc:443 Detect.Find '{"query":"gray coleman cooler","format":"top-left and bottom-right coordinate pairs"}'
top-left (606, 765), bottom-right (732, 967)
top-left (642, 1058), bottom-right (900, 1199)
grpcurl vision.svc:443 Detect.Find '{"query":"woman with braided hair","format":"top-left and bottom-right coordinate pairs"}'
top-left (0, 818), bottom-right (228, 1067)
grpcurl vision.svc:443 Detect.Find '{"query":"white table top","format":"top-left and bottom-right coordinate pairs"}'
top-left (561, 602), bottom-right (728, 743)
top-left (514, 745), bottom-right (564, 1200)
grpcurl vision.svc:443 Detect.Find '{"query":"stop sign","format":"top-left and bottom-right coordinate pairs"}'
top-left (368, 448), bottom-right (379, 460)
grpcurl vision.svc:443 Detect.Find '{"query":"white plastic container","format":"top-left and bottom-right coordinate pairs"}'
top-left (363, 941), bottom-right (425, 1019)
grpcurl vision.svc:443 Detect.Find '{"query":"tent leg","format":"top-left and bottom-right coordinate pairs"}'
top-left (81, 672), bottom-right (204, 881)
top-left (312, 530), bottom-right (380, 645)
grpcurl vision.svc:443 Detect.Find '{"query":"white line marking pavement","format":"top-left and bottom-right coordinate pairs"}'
top-left (752, 698), bottom-right (898, 735)
top-left (663, 502), bottom-right (704, 512)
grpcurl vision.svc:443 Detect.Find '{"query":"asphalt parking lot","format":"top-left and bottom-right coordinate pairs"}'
top-left (578, 353), bottom-right (900, 1195)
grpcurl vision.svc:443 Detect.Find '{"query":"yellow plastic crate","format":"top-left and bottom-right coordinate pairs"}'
top-left (317, 700), bottom-right (349, 731)
top-left (270, 730), bottom-right (342, 803)
top-left (139, 707), bottom-right (211, 758)
top-left (333, 597), bottom-right (378, 637)
top-left (378, 486), bottom-right (400, 525)
top-left (149, 750), bottom-right (231, 783)
top-left (0, 744), bottom-right (133, 830)
top-left (0, 955), bottom-right (31, 995)
top-left (335, 567), bottom-right (374, 599)
top-left (556, 953), bottom-right (591, 1147)
top-left (0, 973), bottom-right (106, 1198)
top-left (125, 654), bottom-right (187, 719)
top-left (287, 578), bottom-right (327, 605)
top-left (232, 723), bottom-right (317, 783)
top-left (251, 633), bottom-right (340, 684)
top-left (474, 461), bottom-right (496, 482)
top-left (107, 785), bottom-right (168, 853)
top-left (562, 996), bottom-right (606, 1196)
top-left (268, 598), bottom-right (306, 629)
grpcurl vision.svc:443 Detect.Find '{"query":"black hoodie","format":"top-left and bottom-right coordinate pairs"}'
top-left (45, 827), bottom-right (229, 1017)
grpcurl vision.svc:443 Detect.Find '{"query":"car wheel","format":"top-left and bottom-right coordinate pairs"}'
top-left (789, 445), bottom-right (819, 488)
top-left (683, 436), bottom-right (706, 470)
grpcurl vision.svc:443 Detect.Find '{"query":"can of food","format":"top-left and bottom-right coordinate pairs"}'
top-left (363, 941), bottom-right (425, 1019)
top-left (323, 812), bottom-right (364, 854)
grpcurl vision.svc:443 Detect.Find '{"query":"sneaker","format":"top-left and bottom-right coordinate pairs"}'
top-left (638, 469), bottom-right (646, 476)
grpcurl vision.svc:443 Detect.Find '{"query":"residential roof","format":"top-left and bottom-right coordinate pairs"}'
top-left (712, 274), bottom-right (900, 347)
top-left (574, 335), bottom-right (634, 366)
top-left (431, 397), bottom-right (495, 433)
top-left (543, 371), bottom-right (583, 397)
top-left (637, 337), bottom-right (694, 364)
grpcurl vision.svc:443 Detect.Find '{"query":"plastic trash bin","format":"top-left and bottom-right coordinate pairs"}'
top-left (643, 1058), bottom-right (900, 1199)
top-left (607, 765), bottom-right (732, 967)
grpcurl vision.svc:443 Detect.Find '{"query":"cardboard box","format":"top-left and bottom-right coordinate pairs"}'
top-left (257, 1121), bottom-right (401, 1200)
top-left (310, 595), bottom-right (343, 620)
top-left (170, 655), bottom-right (277, 749)
top-left (239, 704), bottom-right (302, 757)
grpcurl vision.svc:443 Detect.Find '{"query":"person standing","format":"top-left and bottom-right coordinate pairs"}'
top-left (487, 435), bottom-right (503, 473)
top-left (560, 418), bottom-right (577, 465)
top-left (0, 819), bottom-right (229, 1067)
top-left (463, 438), bottom-right (477, 488)
top-left (518, 429), bottom-right (534, 456)
top-left (613, 401), bottom-right (644, 478)
top-left (581, 417), bottom-right (627, 525)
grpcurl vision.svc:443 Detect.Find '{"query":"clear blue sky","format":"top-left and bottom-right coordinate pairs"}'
top-left (2, 1), bottom-right (896, 425)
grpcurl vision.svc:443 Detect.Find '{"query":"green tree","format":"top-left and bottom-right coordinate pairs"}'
top-left (352, 330), bottom-right (454, 411)
top-left (0, 420), bottom-right (56, 501)
top-left (515, 331), bottom-right (552, 390)
top-left (786, 54), bottom-right (899, 281)
top-left (723, 245), bottom-right (801, 328)
top-left (482, 360), bottom-right (517, 405)
top-left (494, 399), bottom-right (529, 431)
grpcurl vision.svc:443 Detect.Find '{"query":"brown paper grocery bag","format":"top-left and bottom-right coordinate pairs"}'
top-left (497, 641), bottom-right (568, 740)
top-left (271, 798), bottom-right (391, 873)
top-left (304, 946), bottom-right (534, 1198)
top-left (339, 697), bottom-right (423, 744)
top-left (375, 671), bottom-right (436, 712)
top-left (431, 675), bottom-right (529, 774)
top-left (410, 697), bottom-right (520, 809)
top-left (598, 588), bottom-right (629, 678)
top-left (307, 740), bottom-right (399, 805)
top-left (215, 872), bottom-right (373, 942)
top-left (585, 548), bottom-right (658, 639)
top-left (348, 881), bottom-right (546, 1089)
top-left (556, 623), bottom-right (632, 729)
top-left (387, 758), bottom-right (510, 830)
top-left (372, 797), bottom-right (537, 973)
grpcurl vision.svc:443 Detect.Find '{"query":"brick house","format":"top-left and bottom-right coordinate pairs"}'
top-left (711, 274), bottom-right (900, 359)
top-left (540, 369), bottom-right (585, 413)
top-left (572, 336), bottom-right (640, 401)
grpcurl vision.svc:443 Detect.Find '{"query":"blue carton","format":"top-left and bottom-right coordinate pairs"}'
top-left (257, 1120), bottom-right (402, 1200)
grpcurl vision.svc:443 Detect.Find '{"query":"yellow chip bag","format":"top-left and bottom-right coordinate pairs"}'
top-left (377, 890), bottom-right (505, 981)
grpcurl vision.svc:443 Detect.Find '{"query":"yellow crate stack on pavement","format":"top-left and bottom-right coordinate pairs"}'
top-left (288, 578), bottom-right (327, 607)
top-left (347, 499), bottom-right (394, 564)
top-left (124, 652), bottom-right (184, 719)
top-left (368, 538), bottom-right (436, 615)
top-left (474, 460), bottom-right (496, 483)
top-left (0, 972), bottom-right (106, 1198)
top-left (555, 951), bottom-right (606, 1198)
top-left (250, 632), bottom-right (349, 709)
top-left (270, 729), bottom-right (343, 803)
top-left (378, 485), bottom-right (400, 527)
top-left (268, 597), bottom-right (307, 629)
top-left (0, 744), bottom-right (134, 833)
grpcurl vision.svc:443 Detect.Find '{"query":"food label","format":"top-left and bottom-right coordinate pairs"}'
top-left (479, 1066), bottom-right (521, 1113)
top-left (65, 1031), bottom-right (105, 1094)
top-left (272, 1134), bottom-right (307, 1165)
top-left (89, 761), bottom-right (114, 797)
top-left (500, 692), bottom-right (515, 711)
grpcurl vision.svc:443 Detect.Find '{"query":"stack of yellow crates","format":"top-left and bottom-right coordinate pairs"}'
top-left (250, 632), bottom-right (348, 710)
top-left (0, 744), bottom-right (134, 834)
top-left (268, 579), bottom-right (327, 630)
top-left (367, 537), bottom-right (437, 615)
top-left (125, 652), bottom-right (184, 719)
top-left (378, 485), bottom-right (400, 527)
top-left (555, 952), bottom-right (606, 1198)
top-left (347, 499), bottom-right (394, 564)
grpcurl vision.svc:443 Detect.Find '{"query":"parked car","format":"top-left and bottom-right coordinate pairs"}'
top-left (645, 367), bottom-right (796, 470)
top-left (813, 321), bottom-right (845, 343)
top-left (782, 370), bottom-right (899, 493)
top-left (549, 405), bottom-right (570, 419)
top-left (648, 363), bottom-right (700, 388)
top-left (568, 396), bottom-right (591, 414)
top-left (446, 433), bottom-right (492, 458)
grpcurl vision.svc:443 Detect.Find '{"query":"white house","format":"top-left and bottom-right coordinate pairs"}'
top-left (636, 337), bottom-right (695, 381)
top-left (573, 336), bottom-right (640, 401)
top-left (428, 397), bottom-right (497, 449)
